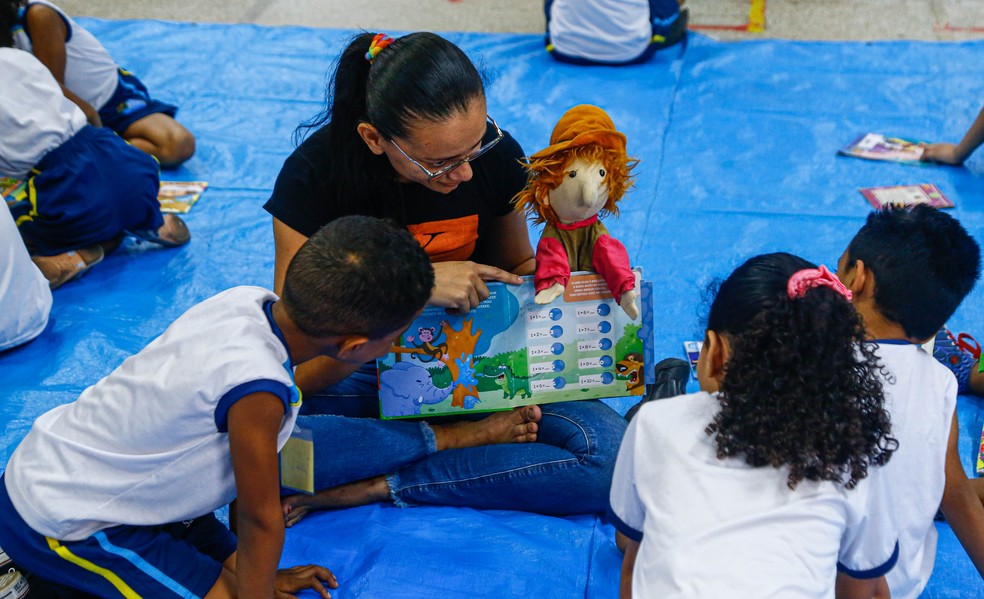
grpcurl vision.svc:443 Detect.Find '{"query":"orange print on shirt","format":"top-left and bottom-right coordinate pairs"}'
top-left (408, 215), bottom-right (479, 262)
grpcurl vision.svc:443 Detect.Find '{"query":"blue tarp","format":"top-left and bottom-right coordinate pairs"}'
top-left (2, 19), bottom-right (983, 597)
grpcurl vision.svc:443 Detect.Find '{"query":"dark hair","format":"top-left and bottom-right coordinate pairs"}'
top-left (845, 204), bottom-right (980, 340)
top-left (281, 215), bottom-right (434, 339)
top-left (0, 1), bottom-right (19, 48)
top-left (705, 252), bottom-right (896, 490)
top-left (295, 31), bottom-right (486, 216)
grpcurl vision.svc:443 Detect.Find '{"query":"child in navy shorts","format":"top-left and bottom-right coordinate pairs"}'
top-left (3, 0), bottom-right (195, 168)
top-left (0, 215), bottom-right (435, 597)
top-left (0, 44), bottom-right (189, 289)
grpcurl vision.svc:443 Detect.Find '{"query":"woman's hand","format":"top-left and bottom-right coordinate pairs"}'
top-left (431, 261), bottom-right (523, 314)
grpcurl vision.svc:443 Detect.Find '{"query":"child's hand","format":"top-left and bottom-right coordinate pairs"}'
top-left (920, 142), bottom-right (966, 165)
top-left (275, 564), bottom-right (338, 599)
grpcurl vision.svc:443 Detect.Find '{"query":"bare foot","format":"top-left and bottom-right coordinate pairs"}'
top-left (433, 405), bottom-right (541, 451)
top-left (282, 475), bottom-right (390, 527)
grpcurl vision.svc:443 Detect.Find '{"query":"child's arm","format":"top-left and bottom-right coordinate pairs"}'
top-left (939, 411), bottom-right (984, 576)
top-left (834, 573), bottom-right (888, 599)
top-left (619, 537), bottom-right (639, 599)
top-left (23, 4), bottom-right (100, 126)
top-left (228, 391), bottom-right (336, 598)
top-left (922, 106), bottom-right (984, 165)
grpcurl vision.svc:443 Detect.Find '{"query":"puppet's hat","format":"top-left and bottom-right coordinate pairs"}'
top-left (530, 104), bottom-right (626, 160)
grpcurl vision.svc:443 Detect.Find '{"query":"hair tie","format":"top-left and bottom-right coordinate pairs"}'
top-left (365, 33), bottom-right (394, 64)
top-left (787, 265), bottom-right (853, 301)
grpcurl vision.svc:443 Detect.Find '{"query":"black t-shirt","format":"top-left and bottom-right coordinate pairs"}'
top-left (264, 122), bottom-right (528, 264)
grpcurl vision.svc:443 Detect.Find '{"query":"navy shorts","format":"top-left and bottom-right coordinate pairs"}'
top-left (98, 68), bottom-right (179, 134)
top-left (0, 475), bottom-right (236, 598)
top-left (9, 125), bottom-right (162, 255)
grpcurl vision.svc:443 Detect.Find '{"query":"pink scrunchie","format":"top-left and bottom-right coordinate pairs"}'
top-left (787, 265), bottom-right (853, 301)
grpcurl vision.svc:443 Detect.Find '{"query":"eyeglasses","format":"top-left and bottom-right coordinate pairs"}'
top-left (388, 116), bottom-right (503, 181)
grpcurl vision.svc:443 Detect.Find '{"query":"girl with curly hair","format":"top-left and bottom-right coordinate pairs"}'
top-left (609, 252), bottom-right (899, 598)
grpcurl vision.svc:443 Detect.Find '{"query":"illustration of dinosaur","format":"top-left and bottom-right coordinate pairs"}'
top-left (482, 364), bottom-right (532, 400)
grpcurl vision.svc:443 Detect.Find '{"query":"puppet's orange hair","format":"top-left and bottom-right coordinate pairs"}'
top-left (513, 143), bottom-right (637, 225)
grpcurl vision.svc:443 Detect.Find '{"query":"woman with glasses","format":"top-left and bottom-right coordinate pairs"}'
top-left (264, 31), bottom-right (626, 523)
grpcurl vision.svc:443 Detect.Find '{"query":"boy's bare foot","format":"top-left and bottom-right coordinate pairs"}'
top-left (282, 475), bottom-right (390, 527)
top-left (433, 405), bottom-right (541, 451)
top-left (31, 245), bottom-right (104, 289)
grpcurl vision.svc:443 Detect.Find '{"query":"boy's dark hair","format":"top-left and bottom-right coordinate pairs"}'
top-left (845, 204), bottom-right (980, 340)
top-left (281, 215), bottom-right (433, 339)
top-left (705, 252), bottom-right (896, 490)
top-left (295, 31), bottom-right (485, 222)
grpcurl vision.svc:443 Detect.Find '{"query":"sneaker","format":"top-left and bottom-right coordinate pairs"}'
top-left (0, 545), bottom-right (9, 570)
top-left (932, 328), bottom-right (978, 394)
top-left (0, 570), bottom-right (29, 599)
top-left (625, 358), bottom-right (691, 422)
top-left (31, 245), bottom-right (104, 290)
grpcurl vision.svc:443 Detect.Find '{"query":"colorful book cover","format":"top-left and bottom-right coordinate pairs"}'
top-left (0, 177), bottom-right (27, 203)
top-left (859, 183), bottom-right (954, 210)
top-left (839, 133), bottom-right (926, 164)
top-left (977, 423), bottom-right (984, 476)
top-left (377, 271), bottom-right (651, 419)
top-left (158, 181), bottom-right (208, 214)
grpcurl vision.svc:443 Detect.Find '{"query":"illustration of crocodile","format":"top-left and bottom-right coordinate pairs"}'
top-left (482, 364), bottom-right (532, 400)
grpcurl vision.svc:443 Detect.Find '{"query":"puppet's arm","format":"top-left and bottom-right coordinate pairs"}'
top-left (534, 235), bottom-right (570, 304)
top-left (593, 235), bottom-right (639, 319)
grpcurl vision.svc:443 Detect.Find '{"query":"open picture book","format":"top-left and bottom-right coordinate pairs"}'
top-left (377, 271), bottom-right (654, 419)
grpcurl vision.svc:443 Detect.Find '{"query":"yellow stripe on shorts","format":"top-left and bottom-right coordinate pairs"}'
top-left (46, 537), bottom-right (142, 599)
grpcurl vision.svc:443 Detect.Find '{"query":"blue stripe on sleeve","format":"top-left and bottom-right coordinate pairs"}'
top-left (606, 504), bottom-right (644, 543)
top-left (214, 380), bottom-right (289, 432)
top-left (837, 541), bottom-right (900, 579)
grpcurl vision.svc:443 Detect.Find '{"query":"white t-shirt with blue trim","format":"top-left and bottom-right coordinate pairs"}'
top-left (4, 286), bottom-right (301, 541)
top-left (0, 48), bottom-right (86, 178)
top-left (13, 0), bottom-right (119, 112)
top-left (609, 391), bottom-right (898, 598)
top-left (875, 342), bottom-right (957, 599)
top-left (546, 0), bottom-right (654, 63)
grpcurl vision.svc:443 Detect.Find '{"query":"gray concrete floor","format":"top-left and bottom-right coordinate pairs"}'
top-left (51, 0), bottom-right (984, 41)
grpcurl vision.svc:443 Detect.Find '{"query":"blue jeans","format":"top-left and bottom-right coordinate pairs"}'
top-left (295, 363), bottom-right (627, 515)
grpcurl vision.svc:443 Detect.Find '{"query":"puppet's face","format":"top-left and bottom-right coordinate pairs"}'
top-left (545, 157), bottom-right (609, 224)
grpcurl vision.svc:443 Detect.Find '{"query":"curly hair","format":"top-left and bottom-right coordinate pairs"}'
top-left (704, 253), bottom-right (897, 490)
top-left (513, 143), bottom-right (637, 225)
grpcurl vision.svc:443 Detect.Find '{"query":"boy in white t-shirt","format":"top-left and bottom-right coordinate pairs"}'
top-left (0, 216), bottom-right (435, 597)
top-left (835, 205), bottom-right (984, 598)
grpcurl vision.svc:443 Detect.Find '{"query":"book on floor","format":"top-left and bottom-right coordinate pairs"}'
top-left (977, 423), bottom-right (984, 476)
top-left (839, 133), bottom-right (926, 164)
top-left (377, 271), bottom-right (653, 419)
top-left (859, 183), bottom-right (954, 210)
top-left (158, 181), bottom-right (208, 214)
